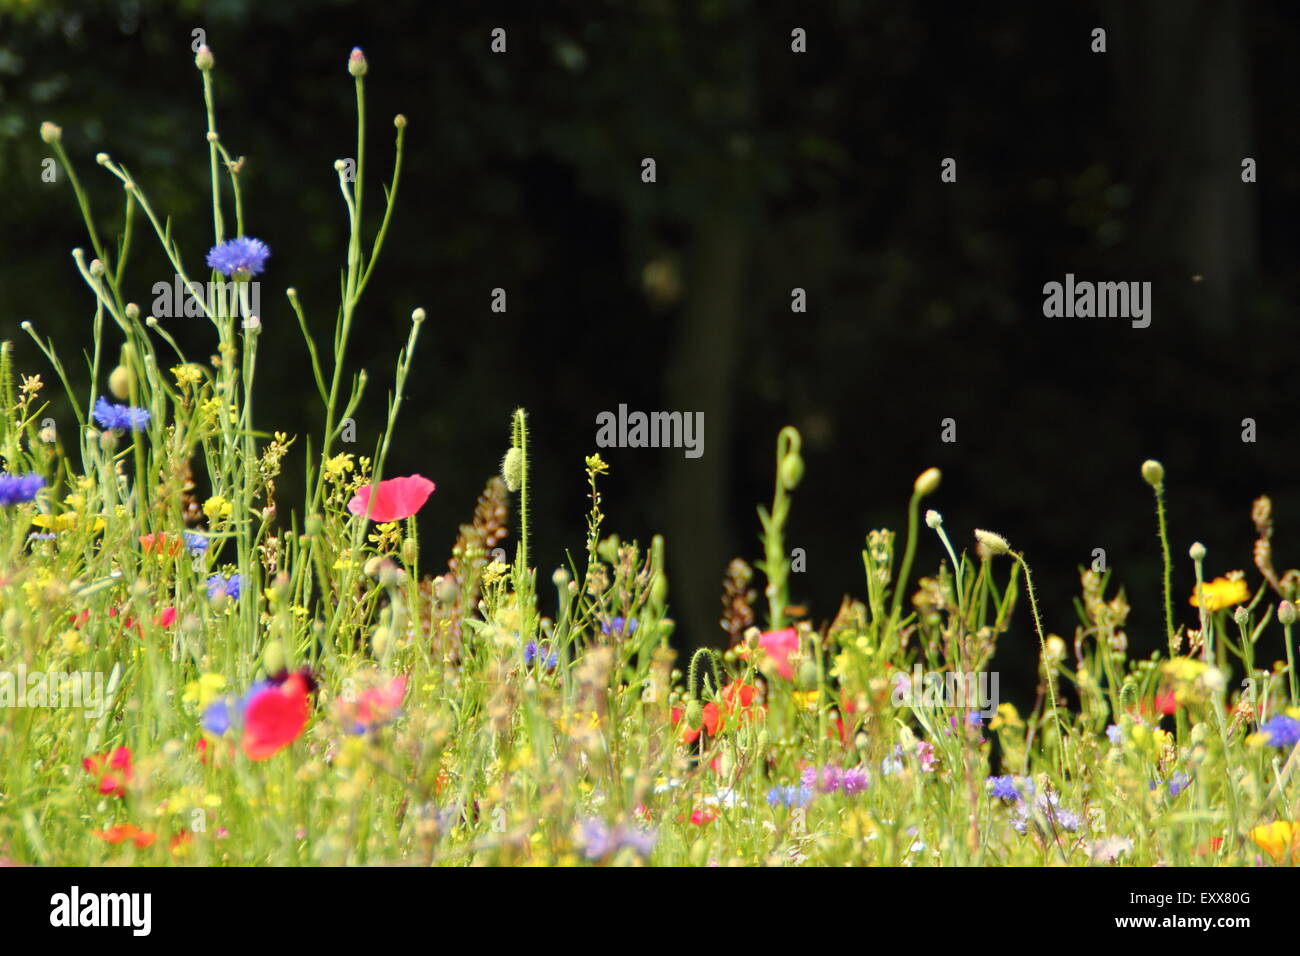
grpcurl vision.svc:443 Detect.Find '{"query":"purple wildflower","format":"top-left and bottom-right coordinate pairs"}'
top-left (206, 573), bottom-right (242, 601)
top-left (206, 236), bottom-right (270, 277)
top-left (766, 784), bottom-right (813, 808)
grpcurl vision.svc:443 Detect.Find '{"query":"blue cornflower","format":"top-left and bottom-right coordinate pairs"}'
top-left (601, 616), bottom-right (638, 638)
top-left (1167, 772), bottom-right (1192, 798)
top-left (184, 532), bottom-right (209, 556)
top-left (766, 784), bottom-right (813, 808)
top-left (987, 775), bottom-right (1021, 803)
top-left (1260, 714), bottom-right (1300, 749)
top-left (206, 573), bottom-right (242, 602)
top-left (93, 396), bottom-right (150, 431)
top-left (202, 679), bottom-right (271, 735)
top-left (0, 472), bottom-right (44, 506)
top-left (523, 640), bottom-right (558, 670)
top-left (206, 236), bottom-right (270, 277)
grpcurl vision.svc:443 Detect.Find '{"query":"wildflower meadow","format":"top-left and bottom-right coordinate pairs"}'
top-left (2, 32), bottom-right (1299, 899)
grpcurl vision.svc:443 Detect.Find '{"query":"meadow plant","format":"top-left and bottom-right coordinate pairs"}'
top-left (4, 48), bottom-right (1300, 868)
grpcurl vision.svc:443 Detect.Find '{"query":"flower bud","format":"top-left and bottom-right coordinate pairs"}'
top-left (914, 467), bottom-right (941, 498)
top-left (925, 509), bottom-right (942, 529)
top-left (1141, 459), bottom-right (1165, 488)
top-left (261, 640), bottom-right (286, 676)
top-left (780, 453), bottom-right (804, 491)
top-left (974, 529), bottom-right (1010, 555)
top-left (684, 699), bottom-right (704, 730)
top-left (1279, 601), bottom-right (1296, 626)
top-left (501, 447), bottom-right (523, 492)
top-left (348, 47), bottom-right (368, 77)
top-left (39, 121), bottom-right (62, 145)
top-left (195, 44), bottom-right (214, 71)
top-left (304, 514), bottom-right (323, 537)
top-left (1189, 542), bottom-right (1206, 562)
top-left (108, 365), bottom-right (132, 400)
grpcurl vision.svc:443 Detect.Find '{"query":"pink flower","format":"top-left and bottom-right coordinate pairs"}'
top-left (347, 474), bottom-right (435, 523)
top-left (758, 628), bottom-right (799, 681)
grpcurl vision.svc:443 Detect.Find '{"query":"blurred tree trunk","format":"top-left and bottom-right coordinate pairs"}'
top-left (665, 212), bottom-right (749, 655)
top-left (1110, 0), bottom-right (1256, 329)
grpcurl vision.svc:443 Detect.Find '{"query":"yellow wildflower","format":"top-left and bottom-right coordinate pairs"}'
top-left (1249, 821), bottom-right (1298, 863)
top-left (324, 453), bottom-right (355, 481)
top-left (1190, 574), bottom-right (1250, 611)
top-left (203, 495), bottom-right (232, 522)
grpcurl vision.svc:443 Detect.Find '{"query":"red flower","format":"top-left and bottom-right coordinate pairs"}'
top-left (139, 532), bottom-right (184, 557)
top-left (92, 823), bottom-right (156, 848)
top-left (671, 681), bottom-right (761, 744)
top-left (758, 628), bottom-right (799, 680)
top-left (347, 474), bottom-right (435, 523)
top-left (242, 672), bottom-right (310, 760)
top-left (1154, 689), bottom-right (1178, 716)
top-left (689, 808), bottom-right (718, 825)
top-left (83, 747), bottom-right (132, 797)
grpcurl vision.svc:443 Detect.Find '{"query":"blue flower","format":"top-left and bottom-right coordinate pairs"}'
top-left (201, 679), bottom-right (271, 735)
top-left (987, 775), bottom-right (1021, 803)
top-left (93, 396), bottom-right (150, 431)
top-left (766, 784), bottom-right (813, 808)
top-left (1167, 772), bottom-right (1192, 798)
top-left (523, 640), bottom-right (558, 670)
top-left (0, 472), bottom-right (44, 506)
top-left (1106, 723), bottom-right (1124, 745)
top-left (206, 573), bottom-right (242, 601)
top-left (1260, 714), bottom-right (1300, 749)
top-left (206, 236), bottom-right (270, 277)
top-left (601, 616), bottom-right (638, 638)
top-left (184, 532), bottom-right (209, 556)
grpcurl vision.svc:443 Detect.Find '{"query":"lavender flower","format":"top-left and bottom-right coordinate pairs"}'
top-left (1106, 723), bottom-right (1124, 746)
top-left (1260, 714), bottom-right (1300, 749)
top-left (842, 766), bottom-right (870, 794)
top-left (0, 472), bottom-right (44, 506)
top-left (206, 236), bottom-right (270, 277)
top-left (92, 396), bottom-right (150, 431)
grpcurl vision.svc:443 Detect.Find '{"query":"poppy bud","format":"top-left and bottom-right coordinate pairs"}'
top-left (305, 514), bottom-right (323, 537)
top-left (195, 44), bottom-right (214, 71)
top-left (501, 447), bottom-right (523, 493)
top-left (1141, 459), bottom-right (1165, 488)
top-left (796, 659), bottom-right (819, 691)
top-left (1189, 542), bottom-right (1207, 562)
top-left (401, 537), bottom-right (419, 566)
top-left (974, 529), bottom-right (1010, 555)
top-left (40, 121), bottom-right (62, 145)
top-left (684, 699), bottom-right (704, 730)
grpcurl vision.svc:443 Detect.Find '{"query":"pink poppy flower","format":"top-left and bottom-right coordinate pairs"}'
top-left (758, 627), bottom-right (799, 681)
top-left (347, 474), bottom-right (435, 522)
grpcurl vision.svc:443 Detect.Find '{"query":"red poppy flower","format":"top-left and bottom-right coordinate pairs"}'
top-left (139, 532), bottom-right (184, 557)
top-left (689, 808), bottom-right (718, 825)
top-left (671, 681), bottom-right (761, 743)
top-left (758, 628), bottom-right (799, 680)
top-left (92, 823), bottom-right (156, 848)
top-left (347, 474), bottom-right (435, 523)
top-left (83, 746), bottom-right (132, 797)
top-left (242, 672), bottom-right (310, 760)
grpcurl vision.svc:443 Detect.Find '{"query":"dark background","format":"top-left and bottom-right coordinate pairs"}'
top-left (3, 0), bottom-right (1298, 703)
